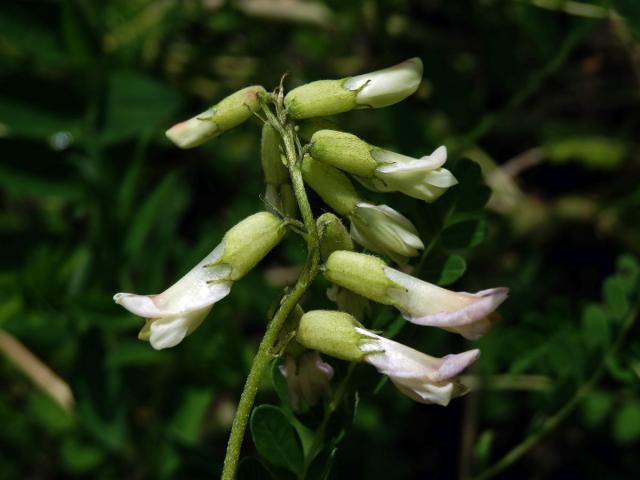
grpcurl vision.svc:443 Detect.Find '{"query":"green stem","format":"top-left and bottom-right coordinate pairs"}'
top-left (221, 97), bottom-right (320, 480)
top-left (473, 305), bottom-right (637, 480)
top-left (302, 364), bottom-right (356, 476)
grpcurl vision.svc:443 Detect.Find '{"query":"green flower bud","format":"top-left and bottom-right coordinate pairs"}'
top-left (166, 85), bottom-right (267, 149)
top-left (310, 130), bottom-right (377, 177)
top-left (284, 58), bottom-right (423, 120)
top-left (324, 251), bottom-right (396, 306)
top-left (297, 117), bottom-right (339, 142)
top-left (221, 211), bottom-right (286, 279)
top-left (317, 213), bottom-right (354, 262)
top-left (261, 124), bottom-right (289, 185)
top-left (261, 124), bottom-right (297, 217)
top-left (296, 310), bottom-right (365, 362)
top-left (301, 155), bottom-right (359, 215)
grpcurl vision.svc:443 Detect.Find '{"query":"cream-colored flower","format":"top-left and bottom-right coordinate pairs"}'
top-left (343, 57), bottom-right (423, 109)
top-left (384, 267), bottom-right (508, 340)
top-left (358, 329), bottom-right (480, 405)
top-left (349, 203), bottom-right (423, 264)
top-left (295, 310), bottom-right (479, 406)
top-left (324, 251), bottom-right (508, 340)
top-left (114, 212), bottom-right (286, 349)
top-left (114, 243), bottom-right (232, 350)
top-left (358, 146), bottom-right (457, 202)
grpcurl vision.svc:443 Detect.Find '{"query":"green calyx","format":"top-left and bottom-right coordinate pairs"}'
top-left (301, 155), bottom-right (360, 215)
top-left (317, 213), bottom-right (353, 262)
top-left (212, 85), bottom-right (267, 132)
top-left (296, 310), bottom-right (365, 362)
top-left (310, 130), bottom-right (377, 177)
top-left (297, 117), bottom-right (339, 142)
top-left (285, 79), bottom-right (357, 119)
top-left (221, 212), bottom-right (286, 280)
top-left (324, 251), bottom-right (396, 306)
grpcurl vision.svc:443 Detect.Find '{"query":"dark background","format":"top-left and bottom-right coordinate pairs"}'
top-left (1, 0), bottom-right (639, 478)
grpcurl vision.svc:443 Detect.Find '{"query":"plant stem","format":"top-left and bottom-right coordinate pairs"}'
top-left (221, 98), bottom-right (320, 480)
top-left (473, 306), bottom-right (637, 480)
top-left (302, 364), bottom-right (356, 476)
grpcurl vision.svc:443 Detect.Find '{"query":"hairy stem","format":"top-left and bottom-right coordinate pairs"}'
top-left (473, 305), bottom-right (637, 480)
top-left (221, 97), bottom-right (320, 479)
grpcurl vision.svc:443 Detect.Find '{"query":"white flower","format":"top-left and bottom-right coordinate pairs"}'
top-left (349, 202), bottom-right (424, 264)
top-left (165, 108), bottom-right (219, 149)
top-left (343, 57), bottom-right (423, 108)
top-left (384, 267), bottom-right (509, 340)
top-left (279, 351), bottom-right (334, 410)
top-left (357, 328), bottom-right (480, 405)
top-left (114, 212), bottom-right (286, 350)
top-left (114, 243), bottom-right (233, 350)
top-left (357, 146), bottom-right (458, 202)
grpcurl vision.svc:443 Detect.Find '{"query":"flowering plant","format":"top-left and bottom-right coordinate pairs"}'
top-left (114, 59), bottom-right (508, 479)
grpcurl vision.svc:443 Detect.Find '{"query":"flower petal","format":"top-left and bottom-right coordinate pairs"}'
top-left (350, 203), bottom-right (423, 264)
top-left (384, 267), bottom-right (509, 340)
top-left (343, 58), bottom-right (423, 108)
top-left (357, 328), bottom-right (479, 405)
top-left (145, 305), bottom-right (212, 350)
top-left (114, 242), bottom-right (232, 317)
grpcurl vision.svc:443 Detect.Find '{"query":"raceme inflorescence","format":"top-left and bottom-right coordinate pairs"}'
top-left (113, 58), bottom-right (508, 478)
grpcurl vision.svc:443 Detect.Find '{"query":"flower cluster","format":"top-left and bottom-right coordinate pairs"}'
top-left (114, 58), bottom-right (508, 409)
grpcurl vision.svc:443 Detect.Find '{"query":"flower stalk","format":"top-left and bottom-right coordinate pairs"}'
top-left (221, 89), bottom-right (321, 480)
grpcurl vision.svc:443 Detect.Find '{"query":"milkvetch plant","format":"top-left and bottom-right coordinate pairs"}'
top-left (114, 58), bottom-right (509, 479)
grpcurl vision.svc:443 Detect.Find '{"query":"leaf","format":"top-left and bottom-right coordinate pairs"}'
top-left (306, 446), bottom-right (337, 480)
top-left (603, 277), bottom-right (630, 323)
top-left (271, 359), bottom-right (291, 409)
top-left (612, 402), bottom-right (640, 444)
top-left (27, 393), bottom-right (74, 434)
top-left (124, 172), bottom-right (185, 258)
top-left (581, 304), bottom-right (610, 351)
top-left (422, 253), bottom-right (467, 286)
top-left (100, 70), bottom-right (182, 145)
top-left (250, 405), bottom-right (304, 476)
top-left (61, 0), bottom-right (100, 66)
top-left (615, 254), bottom-right (640, 295)
top-left (0, 6), bottom-right (68, 66)
top-left (473, 430), bottom-right (494, 471)
top-left (169, 389), bottom-right (214, 445)
top-left (581, 391), bottom-right (612, 429)
top-left (544, 136), bottom-right (626, 169)
top-left (452, 159), bottom-right (491, 213)
top-left (441, 219), bottom-right (487, 250)
top-left (0, 97), bottom-right (79, 142)
top-left (106, 340), bottom-right (165, 368)
top-left (0, 163), bottom-right (82, 200)
top-left (60, 437), bottom-right (105, 473)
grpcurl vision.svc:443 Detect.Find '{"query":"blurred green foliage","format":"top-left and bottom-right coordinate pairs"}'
top-left (1, 0), bottom-right (640, 479)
